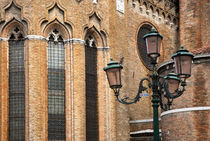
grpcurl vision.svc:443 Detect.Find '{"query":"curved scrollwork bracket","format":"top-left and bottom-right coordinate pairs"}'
top-left (115, 78), bottom-right (151, 105)
top-left (162, 78), bottom-right (186, 99)
top-left (158, 76), bottom-right (187, 110)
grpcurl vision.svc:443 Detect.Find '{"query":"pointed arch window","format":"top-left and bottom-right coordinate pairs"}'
top-left (8, 27), bottom-right (25, 141)
top-left (47, 29), bottom-right (65, 140)
top-left (85, 35), bottom-right (99, 141)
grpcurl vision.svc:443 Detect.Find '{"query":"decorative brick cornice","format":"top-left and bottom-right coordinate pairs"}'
top-left (130, 0), bottom-right (179, 26)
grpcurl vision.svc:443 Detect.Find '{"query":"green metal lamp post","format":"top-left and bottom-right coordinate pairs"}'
top-left (104, 27), bottom-right (194, 141)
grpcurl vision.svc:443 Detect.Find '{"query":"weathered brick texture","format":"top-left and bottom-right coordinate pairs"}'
top-left (0, 0), bottom-right (209, 141)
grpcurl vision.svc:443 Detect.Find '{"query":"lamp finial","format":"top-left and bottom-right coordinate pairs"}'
top-left (151, 27), bottom-right (156, 32)
top-left (180, 45), bottom-right (184, 50)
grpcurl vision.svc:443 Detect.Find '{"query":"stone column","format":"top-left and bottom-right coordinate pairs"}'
top-left (25, 36), bottom-right (47, 141)
top-left (0, 39), bottom-right (9, 141)
top-left (71, 39), bottom-right (86, 141)
top-left (97, 47), bottom-right (117, 141)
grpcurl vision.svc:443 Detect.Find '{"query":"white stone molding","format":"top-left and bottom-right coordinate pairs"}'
top-left (152, 14), bottom-right (156, 19)
top-left (130, 129), bottom-right (161, 135)
top-left (97, 46), bottom-right (110, 50)
top-left (130, 118), bottom-right (161, 124)
top-left (170, 22), bottom-right (174, 28)
top-left (146, 10), bottom-right (150, 15)
top-left (64, 38), bottom-right (85, 45)
top-left (139, 6), bottom-right (143, 12)
top-left (116, 0), bottom-right (125, 14)
top-left (0, 37), bottom-right (8, 41)
top-left (161, 106), bottom-right (210, 117)
top-left (26, 35), bottom-right (46, 41)
top-left (164, 19), bottom-right (169, 24)
top-left (132, 2), bottom-right (136, 8)
top-left (93, 0), bottom-right (98, 4)
top-left (158, 16), bottom-right (162, 21)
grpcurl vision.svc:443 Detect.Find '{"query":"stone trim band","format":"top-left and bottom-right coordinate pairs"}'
top-left (0, 36), bottom-right (110, 49)
top-left (26, 35), bottom-right (46, 41)
top-left (130, 118), bottom-right (161, 124)
top-left (161, 106), bottom-right (210, 117)
top-left (130, 118), bottom-right (153, 123)
top-left (64, 38), bottom-right (85, 44)
top-left (97, 46), bottom-right (110, 50)
top-left (130, 129), bottom-right (161, 135)
top-left (0, 37), bottom-right (8, 41)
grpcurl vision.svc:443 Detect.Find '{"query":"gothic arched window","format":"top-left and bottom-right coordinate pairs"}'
top-left (47, 29), bottom-right (65, 140)
top-left (85, 35), bottom-right (99, 141)
top-left (8, 27), bottom-right (25, 141)
top-left (137, 24), bottom-right (153, 70)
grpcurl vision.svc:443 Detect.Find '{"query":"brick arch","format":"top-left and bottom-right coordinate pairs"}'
top-left (1, 18), bottom-right (27, 37)
top-left (84, 26), bottom-right (104, 47)
top-left (43, 19), bottom-right (71, 40)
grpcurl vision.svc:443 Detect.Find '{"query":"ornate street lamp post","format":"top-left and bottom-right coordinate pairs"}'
top-left (104, 27), bottom-right (194, 141)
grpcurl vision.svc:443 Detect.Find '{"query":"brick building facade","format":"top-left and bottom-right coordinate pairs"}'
top-left (0, 0), bottom-right (209, 141)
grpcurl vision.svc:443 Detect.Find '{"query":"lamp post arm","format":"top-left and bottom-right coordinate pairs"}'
top-left (159, 95), bottom-right (173, 111)
top-left (113, 78), bottom-right (151, 105)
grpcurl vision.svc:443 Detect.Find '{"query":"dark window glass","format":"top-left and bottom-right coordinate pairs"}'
top-left (85, 35), bottom-right (98, 141)
top-left (137, 24), bottom-right (152, 70)
top-left (9, 38), bottom-right (25, 141)
top-left (48, 35), bottom-right (65, 141)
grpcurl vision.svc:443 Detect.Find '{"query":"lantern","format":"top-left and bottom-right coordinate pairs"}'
top-left (165, 73), bottom-right (181, 98)
top-left (172, 45), bottom-right (194, 78)
top-left (104, 59), bottom-right (123, 89)
top-left (143, 27), bottom-right (163, 60)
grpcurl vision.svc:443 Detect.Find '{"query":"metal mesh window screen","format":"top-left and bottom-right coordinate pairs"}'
top-left (9, 39), bottom-right (25, 141)
top-left (48, 36), bottom-right (65, 141)
top-left (137, 24), bottom-right (152, 70)
top-left (85, 35), bottom-right (98, 141)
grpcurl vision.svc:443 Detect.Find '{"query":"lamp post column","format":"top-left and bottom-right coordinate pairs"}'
top-left (152, 96), bottom-right (160, 141)
top-left (151, 73), bottom-right (160, 141)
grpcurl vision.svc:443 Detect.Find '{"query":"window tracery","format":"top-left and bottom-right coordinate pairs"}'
top-left (85, 35), bottom-right (97, 48)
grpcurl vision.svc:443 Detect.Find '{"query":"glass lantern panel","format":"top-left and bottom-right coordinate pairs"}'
top-left (167, 79), bottom-right (180, 94)
top-left (180, 55), bottom-right (192, 77)
top-left (106, 68), bottom-right (121, 88)
top-left (174, 56), bottom-right (181, 74)
top-left (145, 36), bottom-right (162, 58)
top-left (174, 55), bottom-right (192, 78)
